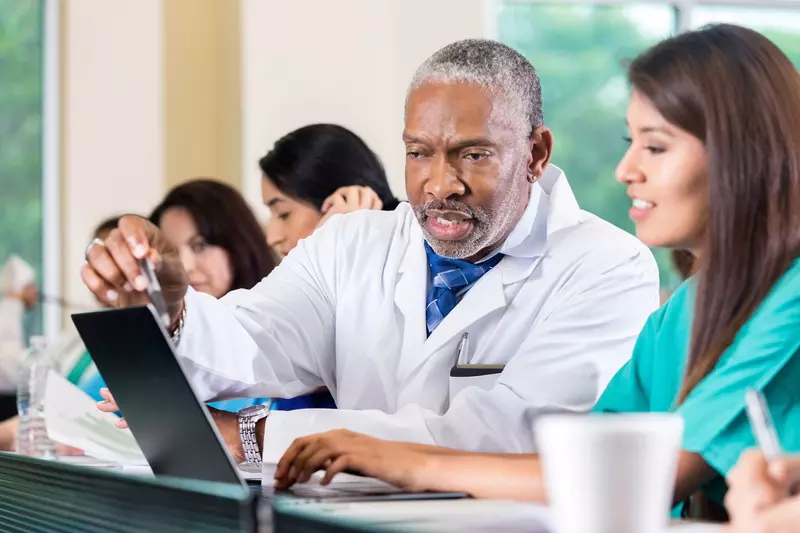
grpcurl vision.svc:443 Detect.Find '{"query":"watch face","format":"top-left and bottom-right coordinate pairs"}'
top-left (239, 404), bottom-right (269, 418)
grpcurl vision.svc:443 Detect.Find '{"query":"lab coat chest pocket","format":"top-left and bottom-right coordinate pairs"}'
top-left (448, 365), bottom-right (504, 404)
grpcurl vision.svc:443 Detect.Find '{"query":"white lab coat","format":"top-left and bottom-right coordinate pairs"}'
top-left (176, 165), bottom-right (660, 463)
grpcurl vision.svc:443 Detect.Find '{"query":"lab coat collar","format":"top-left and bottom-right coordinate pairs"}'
top-left (499, 164), bottom-right (582, 286)
top-left (398, 164), bottom-right (579, 277)
top-left (393, 165), bottom-right (582, 366)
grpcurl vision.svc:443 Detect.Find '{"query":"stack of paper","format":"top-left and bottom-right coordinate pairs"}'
top-left (44, 371), bottom-right (148, 466)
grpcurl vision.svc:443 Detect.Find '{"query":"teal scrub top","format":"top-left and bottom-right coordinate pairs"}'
top-left (593, 258), bottom-right (800, 508)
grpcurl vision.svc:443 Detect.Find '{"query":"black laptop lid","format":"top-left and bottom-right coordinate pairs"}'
top-left (71, 305), bottom-right (244, 486)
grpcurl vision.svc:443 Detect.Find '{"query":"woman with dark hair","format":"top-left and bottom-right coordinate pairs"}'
top-left (273, 24), bottom-right (800, 519)
top-left (146, 179), bottom-right (335, 411)
top-left (259, 124), bottom-right (401, 257)
top-left (150, 179), bottom-right (278, 298)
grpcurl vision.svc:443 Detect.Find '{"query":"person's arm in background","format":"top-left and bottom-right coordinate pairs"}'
top-left (0, 295), bottom-right (27, 393)
top-left (0, 417), bottom-right (19, 451)
top-left (0, 256), bottom-right (38, 393)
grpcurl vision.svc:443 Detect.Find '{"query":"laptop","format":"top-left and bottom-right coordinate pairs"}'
top-left (71, 305), bottom-right (450, 500)
top-left (72, 305), bottom-right (250, 487)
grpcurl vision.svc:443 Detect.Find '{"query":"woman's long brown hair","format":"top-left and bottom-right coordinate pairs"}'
top-left (629, 24), bottom-right (800, 404)
top-left (630, 24), bottom-right (800, 520)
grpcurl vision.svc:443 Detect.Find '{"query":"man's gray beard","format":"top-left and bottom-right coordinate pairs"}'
top-left (412, 199), bottom-right (493, 260)
top-left (412, 183), bottom-right (529, 260)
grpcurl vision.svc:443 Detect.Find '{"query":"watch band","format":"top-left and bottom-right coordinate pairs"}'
top-left (238, 404), bottom-right (270, 467)
top-left (170, 298), bottom-right (187, 346)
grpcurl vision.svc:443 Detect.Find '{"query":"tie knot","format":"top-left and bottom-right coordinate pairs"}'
top-left (425, 243), bottom-right (504, 293)
top-left (423, 242), bottom-right (504, 335)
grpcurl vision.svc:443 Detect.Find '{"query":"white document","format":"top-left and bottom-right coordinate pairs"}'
top-left (44, 371), bottom-right (147, 466)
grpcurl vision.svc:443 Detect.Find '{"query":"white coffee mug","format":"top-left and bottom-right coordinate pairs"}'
top-left (536, 413), bottom-right (684, 533)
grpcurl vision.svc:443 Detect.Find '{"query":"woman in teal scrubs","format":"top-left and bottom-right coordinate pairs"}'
top-left (268, 24), bottom-right (800, 519)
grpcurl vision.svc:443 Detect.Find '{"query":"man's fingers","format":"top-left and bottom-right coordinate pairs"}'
top-left (275, 437), bottom-right (310, 481)
top-left (81, 264), bottom-right (118, 305)
top-left (104, 229), bottom-right (145, 290)
top-left (117, 215), bottom-right (150, 259)
top-left (297, 447), bottom-right (338, 484)
top-left (322, 455), bottom-right (355, 485)
top-left (114, 418), bottom-right (128, 429)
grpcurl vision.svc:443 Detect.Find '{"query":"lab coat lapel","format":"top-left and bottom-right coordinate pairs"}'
top-left (394, 227), bottom-right (429, 379)
top-left (393, 165), bottom-right (578, 378)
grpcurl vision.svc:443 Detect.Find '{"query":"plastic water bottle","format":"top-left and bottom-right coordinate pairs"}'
top-left (16, 336), bottom-right (57, 459)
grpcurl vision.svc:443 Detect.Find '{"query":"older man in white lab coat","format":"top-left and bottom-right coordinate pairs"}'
top-left (83, 39), bottom-right (659, 469)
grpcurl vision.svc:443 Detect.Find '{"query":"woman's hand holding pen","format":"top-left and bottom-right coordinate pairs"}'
top-left (726, 451), bottom-right (800, 532)
top-left (81, 215), bottom-right (188, 322)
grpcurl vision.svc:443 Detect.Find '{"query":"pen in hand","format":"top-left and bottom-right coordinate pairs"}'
top-left (137, 257), bottom-right (171, 328)
top-left (746, 388), bottom-right (783, 463)
top-left (744, 387), bottom-right (798, 496)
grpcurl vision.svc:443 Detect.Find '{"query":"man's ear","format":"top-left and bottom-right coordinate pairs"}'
top-left (527, 126), bottom-right (553, 183)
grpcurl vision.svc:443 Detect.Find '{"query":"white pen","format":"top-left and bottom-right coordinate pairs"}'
top-left (745, 388), bottom-right (783, 462)
top-left (455, 332), bottom-right (470, 366)
top-left (137, 257), bottom-right (171, 328)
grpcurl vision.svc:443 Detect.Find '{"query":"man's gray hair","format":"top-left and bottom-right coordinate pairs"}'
top-left (408, 39), bottom-right (543, 136)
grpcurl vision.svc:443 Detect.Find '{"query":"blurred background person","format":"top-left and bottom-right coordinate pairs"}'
top-left (148, 178), bottom-right (337, 410)
top-left (260, 124), bottom-right (401, 257)
top-left (0, 216), bottom-right (121, 450)
top-left (0, 255), bottom-right (38, 411)
top-left (150, 179), bottom-right (279, 299)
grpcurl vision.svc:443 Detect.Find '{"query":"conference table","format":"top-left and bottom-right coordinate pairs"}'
top-left (0, 452), bottom-right (724, 533)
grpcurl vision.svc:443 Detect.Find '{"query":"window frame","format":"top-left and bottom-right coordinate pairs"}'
top-left (43, 0), bottom-right (61, 340)
top-left (492, 0), bottom-right (800, 33)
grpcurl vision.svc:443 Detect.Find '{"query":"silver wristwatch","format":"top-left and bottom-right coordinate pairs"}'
top-left (237, 403), bottom-right (270, 467)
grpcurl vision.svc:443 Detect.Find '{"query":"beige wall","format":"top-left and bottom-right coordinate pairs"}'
top-left (60, 0), bottom-right (242, 312)
top-left (59, 0), bottom-right (488, 313)
top-left (240, 0), bottom-right (487, 219)
top-left (62, 0), bottom-right (165, 309)
top-left (163, 0), bottom-right (242, 190)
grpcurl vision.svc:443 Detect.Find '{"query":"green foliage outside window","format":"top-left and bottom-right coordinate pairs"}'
top-left (0, 0), bottom-right (44, 336)
top-left (498, 2), bottom-right (800, 290)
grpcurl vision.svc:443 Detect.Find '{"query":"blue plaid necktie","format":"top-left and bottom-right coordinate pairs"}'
top-left (424, 242), bottom-right (504, 335)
